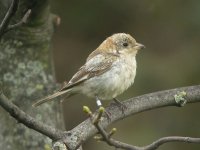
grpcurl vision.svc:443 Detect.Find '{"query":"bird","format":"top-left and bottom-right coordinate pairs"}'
top-left (32, 33), bottom-right (145, 107)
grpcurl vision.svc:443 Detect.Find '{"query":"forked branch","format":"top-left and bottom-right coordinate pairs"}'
top-left (0, 0), bottom-right (31, 38)
top-left (84, 106), bottom-right (200, 150)
top-left (0, 85), bottom-right (200, 150)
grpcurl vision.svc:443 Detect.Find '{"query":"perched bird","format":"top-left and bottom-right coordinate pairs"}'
top-left (33, 33), bottom-right (145, 107)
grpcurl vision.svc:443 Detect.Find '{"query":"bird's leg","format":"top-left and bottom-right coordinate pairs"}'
top-left (96, 96), bottom-right (102, 107)
top-left (113, 98), bottom-right (127, 115)
top-left (95, 96), bottom-right (111, 121)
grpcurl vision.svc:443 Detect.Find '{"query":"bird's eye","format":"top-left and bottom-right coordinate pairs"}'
top-left (123, 42), bottom-right (128, 47)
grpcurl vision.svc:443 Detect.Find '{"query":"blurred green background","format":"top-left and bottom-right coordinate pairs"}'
top-left (50, 0), bottom-right (200, 150)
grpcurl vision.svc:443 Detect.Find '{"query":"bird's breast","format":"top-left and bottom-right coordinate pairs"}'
top-left (80, 56), bottom-right (137, 100)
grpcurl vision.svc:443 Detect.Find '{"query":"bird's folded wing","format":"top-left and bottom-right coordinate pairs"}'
top-left (59, 53), bottom-right (118, 91)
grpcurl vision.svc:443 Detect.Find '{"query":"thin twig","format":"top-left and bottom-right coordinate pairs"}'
top-left (95, 122), bottom-right (139, 150)
top-left (93, 111), bottom-right (200, 150)
top-left (0, 0), bottom-right (19, 38)
top-left (0, 0), bottom-right (31, 38)
top-left (90, 107), bottom-right (138, 149)
top-left (6, 9), bottom-right (31, 32)
top-left (144, 136), bottom-right (200, 150)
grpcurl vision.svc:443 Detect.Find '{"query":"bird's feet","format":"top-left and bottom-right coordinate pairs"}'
top-left (112, 98), bottom-right (127, 115)
top-left (96, 96), bottom-right (111, 122)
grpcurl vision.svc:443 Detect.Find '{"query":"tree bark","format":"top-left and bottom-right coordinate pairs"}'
top-left (0, 0), bottom-right (64, 149)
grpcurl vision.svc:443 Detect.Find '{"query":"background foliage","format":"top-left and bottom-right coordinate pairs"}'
top-left (51, 1), bottom-right (200, 149)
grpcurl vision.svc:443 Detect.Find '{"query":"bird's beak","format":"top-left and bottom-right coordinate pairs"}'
top-left (135, 42), bottom-right (145, 50)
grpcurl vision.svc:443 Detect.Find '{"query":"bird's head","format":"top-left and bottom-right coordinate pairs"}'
top-left (99, 33), bottom-right (145, 56)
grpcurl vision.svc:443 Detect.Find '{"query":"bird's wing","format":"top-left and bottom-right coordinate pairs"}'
top-left (59, 52), bottom-right (118, 92)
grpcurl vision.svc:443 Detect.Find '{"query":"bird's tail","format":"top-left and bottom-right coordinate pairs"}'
top-left (32, 89), bottom-right (70, 107)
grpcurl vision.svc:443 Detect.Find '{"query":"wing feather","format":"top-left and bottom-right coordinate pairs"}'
top-left (59, 52), bottom-right (118, 92)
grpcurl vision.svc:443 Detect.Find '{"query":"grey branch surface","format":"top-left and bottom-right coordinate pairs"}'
top-left (0, 85), bottom-right (200, 150)
top-left (0, 92), bottom-right (63, 140)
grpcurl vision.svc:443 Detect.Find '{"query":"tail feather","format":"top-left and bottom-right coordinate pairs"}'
top-left (32, 90), bottom-right (69, 107)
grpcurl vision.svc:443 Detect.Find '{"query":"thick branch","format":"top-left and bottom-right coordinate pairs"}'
top-left (0, 85), bottom-right (200, 150)
top-left (0, 92), bottom-right (63, 140)
top-left (63, 85), bottom-right (200, 149)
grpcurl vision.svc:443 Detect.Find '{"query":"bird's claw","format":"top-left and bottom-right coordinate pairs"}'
top-left (112, 98), bottom-right (127, 116)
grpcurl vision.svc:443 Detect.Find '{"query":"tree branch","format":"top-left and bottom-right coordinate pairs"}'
top-left (0, 92), bottom-right (63, 140)
top-left (0, 0), bottom-right (19, 35)
top-left (87, 106), bottom-right (200, 150)
top-left (0, 0), bottom-right (19, 38)
top-left (63, 85), bottom-right (200, 149)
top-left (5, 9), bottom-right (31, 32)
top-left (0, 85), bottom-right (200, 150)
top-left (95, 121), bottom-right (200, 150)
top-left (143, 136), bottom-right (200, 150)
top-left (0, 0), bottom-right (31, 38)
